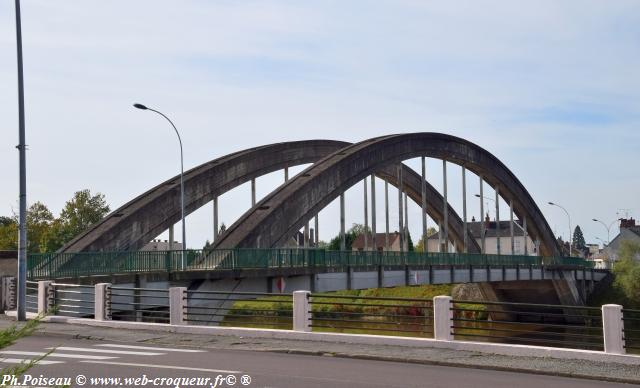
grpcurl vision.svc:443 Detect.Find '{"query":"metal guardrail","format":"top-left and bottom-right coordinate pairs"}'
top-left (309, 294), bottom-right (434, 337)
top-left (109, 286), bottom-right (170, 323)
top-left (450, 300), bottom-right (604, 350)
top-left (25, 280), bottom-right (38, 313)
top-left (50, 283), bottom-right (95, 318)
top-left (184, 290), bottom-right (293, 328)
top-left (622, 308), bottom-right (640, 354)
top-left (26, 249), bottom-right (595, 279)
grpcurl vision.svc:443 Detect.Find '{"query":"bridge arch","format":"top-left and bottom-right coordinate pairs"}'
top-left (215, 133), bottom-right (560, 257)
top-left (60, 139), bottom-right (480, 254)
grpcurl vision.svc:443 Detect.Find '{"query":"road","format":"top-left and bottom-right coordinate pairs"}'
top-left (0, 336), bottom-right (632, 388)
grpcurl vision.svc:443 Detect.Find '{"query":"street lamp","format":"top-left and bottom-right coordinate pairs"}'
top-left (134, 103), bottom-right (186, 269)
top-left (592, 218), bottom-right (618, 247)
top-left (14, 0), bottom-right (27, 321)
top-left (548, 202), bottom-right (572, 256)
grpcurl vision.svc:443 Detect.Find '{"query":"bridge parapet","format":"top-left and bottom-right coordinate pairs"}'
top-left (27, 249), bottom-right (595, 281)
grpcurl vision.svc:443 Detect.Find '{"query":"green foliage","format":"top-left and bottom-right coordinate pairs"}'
top-left (0, 223), bottom-right (18, 251)
top-left (327, 223), bottom-right (369, 250)
top-left (573, 225), bottom-right (586, 250)
top-left (612, 241), bottom-right (640, 307)
top-left (58, 190), bottom-right (110, 241)
top-left (0, 217), bottom-right (14, 227)
top-left (0, 190), bottom-right (110, 252)
top-left (413, 227), bottom-right (438, 253)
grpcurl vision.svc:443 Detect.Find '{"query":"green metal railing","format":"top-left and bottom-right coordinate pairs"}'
top-left (26, 249), bottom-right (594, 280)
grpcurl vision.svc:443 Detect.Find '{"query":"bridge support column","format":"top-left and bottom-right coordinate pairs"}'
top-left (314, 215), bottom-right (319, 248)
top-left (364, 177), bottom-right (369, 250)
top-left (602, 304), bottom-right (624, 354)
top-left (495, 187), bottom-right (501, 255)
top-left (213, 197), bottom-right (219, 242)
top-left (293, 291), bottom-right (311, 332)
top-left (433, 296), bottom-right (453, 341)
top-left (384, 179), bottom-right (390, 250)
top-left (462, 166), bottom-right (467, 253)
top-left (304, 222), bottom-right (309, 248)
top-left (347, 266), bottom-right (353, 290)
top-left (421, 157), bottom-right (428, 253)
top-left (523, 217), bottom-right (528, 255)
top-left (340, 192), bottom-right (346, 251)
top-left (371, 174), bottom-right (376, 250)
top-left (405, 265), bottom-right (410, 286)
top-left (95, 283), bottom-right (111, 321)
top-left (251, 178), bottom-right (257, 206)
top-left (377, 265), bottom-right (384, 288)
top-left (479, 176), bottom-right (485, 253)
top-left (510, 201), bottom-right (514, 254)
top-left (404, 191), bottom-right (408, 251)
top-left (442, 160), bottom-right (448, 253)
top-left (397, 165), bottom-right (404, 252)
top-left (169, 225), bottom-right (174, 251)
top-left (169, 287), bottom-right (186, 325)
top-left (37, 280), bottom-right (52, 315)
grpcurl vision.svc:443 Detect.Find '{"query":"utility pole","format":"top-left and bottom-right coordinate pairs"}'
top-left (15, 0), bottom-right (27, 322)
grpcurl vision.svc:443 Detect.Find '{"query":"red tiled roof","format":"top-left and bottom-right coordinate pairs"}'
top-left (352, 232), bottom-right (400, 249)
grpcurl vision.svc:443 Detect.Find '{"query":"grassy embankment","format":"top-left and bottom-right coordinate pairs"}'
top-left (221, 284), bottom-right (488, 337)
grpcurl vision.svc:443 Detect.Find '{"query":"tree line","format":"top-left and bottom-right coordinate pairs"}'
top-left (0, 189), bottom-right (110, 253)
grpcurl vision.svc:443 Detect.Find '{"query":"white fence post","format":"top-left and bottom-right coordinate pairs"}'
top-left (95, 283), bottom-right (111, 321)
top-left (37, 280), bottom-right (52, 315)
top-left (170, 287), bottom-right (186, 325)
top-left (602, 304), bottom-right (625, 354)
top-left (293, 290), bottom-right (311, 332)
top-left (433, 295), bottom-right (453, 341)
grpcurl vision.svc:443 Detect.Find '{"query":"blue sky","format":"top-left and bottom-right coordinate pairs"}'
top-left (0, 1), bottom-right (638, 249)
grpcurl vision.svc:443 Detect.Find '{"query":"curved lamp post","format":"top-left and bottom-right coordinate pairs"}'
top-left (134, 103), bottom-right (186, 270)
top-left (592, 218), bottom-right (618, 246)
top-left (548, 202), bottom-right (572, 256)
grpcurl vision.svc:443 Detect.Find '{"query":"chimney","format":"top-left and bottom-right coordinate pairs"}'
top-left (484, 213), bottom-right (491, 229)
top-left (620, 218), bottom-right (636, 229)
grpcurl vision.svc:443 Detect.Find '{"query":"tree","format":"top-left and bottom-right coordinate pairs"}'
top-left (327, 223), bottom-right (370, 250)
top-left (573, 225), bottom-right (586, 251)
top-left (58, 190), bottom-right (110, 241)
top-left (26, 202), bottom-right (54, 253)
top-left (0, 216), bottom-right (14, 227)
top-left (414, 227), bottom-right (438, 252)
top-left (0, 222), bottom-right (18, 251)
top-left (612, 241), bottom-right (640, 308)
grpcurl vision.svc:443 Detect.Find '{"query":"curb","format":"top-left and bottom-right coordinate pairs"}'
top-left (18, 319), bottom-right (640, 385)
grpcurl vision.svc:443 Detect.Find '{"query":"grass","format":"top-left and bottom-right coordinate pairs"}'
top-left (220, 285), bottom-right (455, 336)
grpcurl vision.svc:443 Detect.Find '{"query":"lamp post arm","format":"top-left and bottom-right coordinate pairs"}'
top-left (146, 108), bottom-right (186, 266)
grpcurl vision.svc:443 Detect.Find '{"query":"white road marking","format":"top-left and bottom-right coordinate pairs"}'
top-left (46, 347), bottom-right (164, 356)
top-left (0, 357), bottom-right (64, 365)
top-left (81, 360), bottom-right (241, 374)
top-left (95, 344), bottom-right (205, 353)
top-left (0, 351), bottom-right (117, 360)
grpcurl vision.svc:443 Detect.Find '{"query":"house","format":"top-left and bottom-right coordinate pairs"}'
top-left (602, 218), bottom-right (640, 262)
top-left (141, 239), bottom-right (183, 251)
top-left (427, 214), bottom-right (537, 255)
top-left (352, 232), bottom-right (402, 252)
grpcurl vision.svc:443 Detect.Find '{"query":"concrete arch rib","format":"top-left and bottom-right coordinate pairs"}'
top-left (60, 138), bottom-right (479, 255)
top-left (59, 140), bottom-right (349, 253)
top-left (215, 133), bottom-right (560, 257)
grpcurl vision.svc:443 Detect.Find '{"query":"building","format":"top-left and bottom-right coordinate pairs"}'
top-left (427, 215), bottom-right (537, 255)
top-left (352, 232), bottom-right (402, 252)
top-left (602, 218), bottom-right (640, 262)
top-left (141, 239), bottom-right (183, 251)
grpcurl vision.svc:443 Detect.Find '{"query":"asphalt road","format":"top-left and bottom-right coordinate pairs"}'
top-left (0, 336), bottom-right (634, 388)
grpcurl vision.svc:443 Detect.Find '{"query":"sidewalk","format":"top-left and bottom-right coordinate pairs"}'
top-left (1, 316), bottom-right (639, 384)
